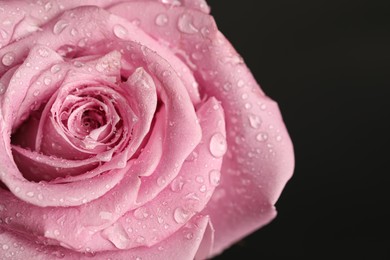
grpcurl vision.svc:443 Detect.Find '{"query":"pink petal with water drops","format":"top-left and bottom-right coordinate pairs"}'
top-left (107, 1), bottom-right (294, 255)
top-left (0, 214), bottom-right (212, 260)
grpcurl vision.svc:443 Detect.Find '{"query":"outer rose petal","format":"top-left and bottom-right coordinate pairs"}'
top-left (108, 1), bottom-right (294, 256)
top-left (0, 215), bottom-right (213, 260)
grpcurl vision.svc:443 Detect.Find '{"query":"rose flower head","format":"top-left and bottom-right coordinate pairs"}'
top-left (0, 0), bottom-right (294, 259)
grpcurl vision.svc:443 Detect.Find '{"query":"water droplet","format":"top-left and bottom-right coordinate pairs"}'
top-left (209, 170), bottom-right (221, 186)
top-left (161, 0), bottom-right (181, 6)
top-left (50, 64), bottom-right (61, 74)
top-left (184, 232), bottom-right (193, 240)
top-left (157, 176), bottom-right (166, 186)
top-left (241, 93), bottom-right (248, 100)
top-left (223, 82), bottom-right (232, 92)
top-left (237, 79), bottom-right (245, 87)
top-left (14, 187), bottom-right (20, 193)
top-left (256, 132), bottom-right (268, 142)
top-left (26, 191), bottom-right (34, 197)
top-left (133, 207), bottom-right (149, 220)
top-left (33, 90), bottom-right (40, 96)
top-left (2, 52), bottom-right (15, 66)
top-left (155, 13), bottom-right (169, 26)
top-left (37, 48), bottom-right (49, 57)
top-left (209, 132), bottom-right (227, 158)
top-left (170, 177), bottom-right (184, 192)
top-left (195, 175), bottom-right (204, 183)
top-left (136, 236), bottom-right (145, 243)
top-left (53, 20), bottom-right (69, 34)
top-left (70, 28), bottom-right (78, 36)
top-left (2, 244), bottom-right (9, 250)
top-left (248, 114), bottom-right (262, 129)
top-left (173, 207), bottom-right (190, 224)
top-left (245, 103), bottom-right (252, 109)
top-left (178, 13), bottom-right (198, 34)
top-left (0, 82), bottom-right (6, 94)
top-left (43, 77), bottom-right (52, 85)
top-left (157, 216), bottom-right (164, 224)
top-left (44, 2), bottom-right (53, 11)
top-left (191, 52), bottom-right (203, 60)
top-left (199, 185), bottom-right (207, 193)
top-left (276, 135), bottom-right (282, 142)
top-left (113, 24), bottom-right (128, 39)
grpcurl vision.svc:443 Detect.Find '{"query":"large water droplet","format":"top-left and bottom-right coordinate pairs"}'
top-left (113, 24), bottom-right (128, 39)
top-left (170, 177), bottom-right (184, 192)
top-left (2, 52), bottom-right (15, 66)
top-left (209, 170), bottom-right (221, 186)
top-left (209, 132), bottom-right (227, 158)
top-left (248, 114), bottom-right (262, 129)
top-left (53, 20), bottom-right (69, 34)
top-left (155, 13), bottom-right (168, 26)
top-left (178, 13), bottom-right (198, 34)
top-left (173, 207), bottom-right (190, 224)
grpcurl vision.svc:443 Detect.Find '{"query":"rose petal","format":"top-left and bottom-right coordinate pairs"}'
top-left (0, 215), bottom-right (212, 260)
top-left (106, 2), bottom-right (295, 255)
top-left (76, 97), bottom-right (225, 251)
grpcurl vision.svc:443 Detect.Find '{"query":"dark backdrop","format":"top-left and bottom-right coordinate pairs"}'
top-left (207, 0), bottom-right (390, 259)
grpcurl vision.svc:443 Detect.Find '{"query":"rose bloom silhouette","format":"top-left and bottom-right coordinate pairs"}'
top-left (0, 0), bottom-right (294, 259)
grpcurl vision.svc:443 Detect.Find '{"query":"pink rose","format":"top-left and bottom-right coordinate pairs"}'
top-left (0, 0), bottom-right (294, 259)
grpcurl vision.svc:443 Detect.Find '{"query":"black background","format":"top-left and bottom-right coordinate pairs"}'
top-left (207, 0), bottom-right (390, 259)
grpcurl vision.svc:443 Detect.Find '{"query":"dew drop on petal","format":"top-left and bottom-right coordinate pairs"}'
top-left (155, 13), bottom-right (169, 26)
top-left (184, 232), bottom-right (193, 240)
top-left (53, 20), bottom-right (69, 34)
top-left (209, 170), bottom-right (221, 186)
top-left (26, 191), bottom-right (34, 197)
top-left (178, 13), bottom-right (198, 34)
top-left (113, 24), bottom-right (128, 39)
top-left (50, 64), bottom-right (61, 74)
top-left (195, 176), bottom-right (204, 183)
top-left (157, 176), bottom-right (166, 187)
top-left (0, 82), bottom-right (6, 95)
top-left (248, 114), bottom-right (262, 129)
top-left (37, 48), bottom-right (49, 57)
top-left (170, 177), bottom-right (184, 192)
top-left (173, 207), bottom-right (190, 224)
top-left (44, 77), bottom-right (52, 85)
top-left (256, 132), bottom-right (268, 142)
top-left (209, 132), bottom-right (227, 158)
top-left (2, 52), bottom-right (15, 66)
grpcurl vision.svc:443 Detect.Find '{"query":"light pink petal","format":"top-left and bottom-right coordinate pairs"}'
top-left (106, 2), bottom-right (294, 255)
top-left (76, 97), bottom-right (225, 252)
top-left (11, 145), bottom-right (99, 182)
top-left (1, 5), bottom-right (201, 104)
top-left (1, 45), bottom-right (64, 133)
top-left (0, 0), bottom-right (132, 47)
top-left (0, 215), bottom-right (212, 260)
